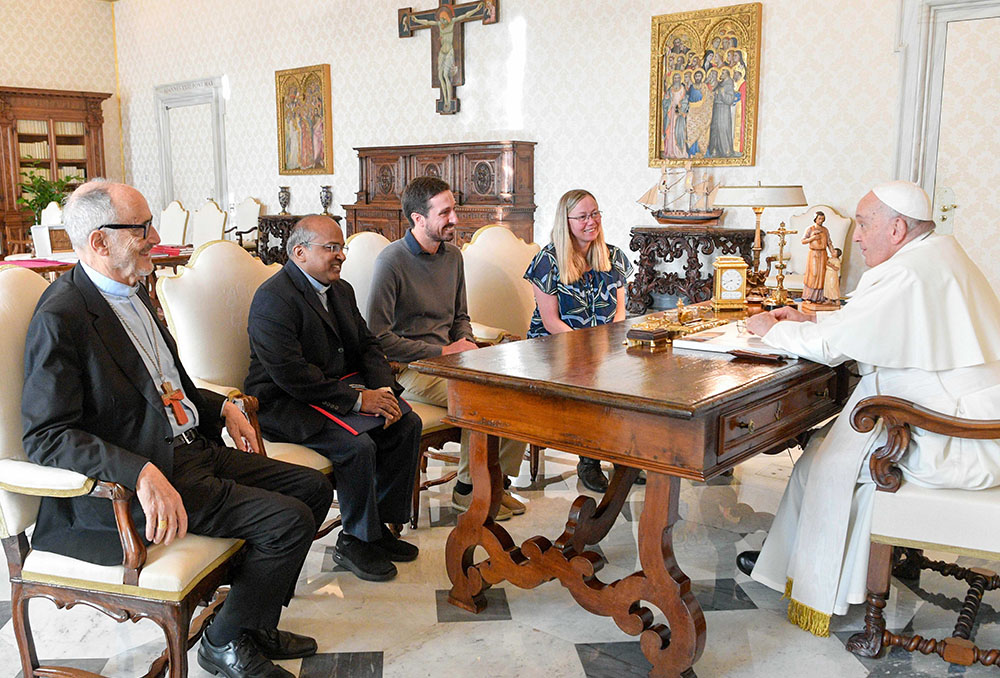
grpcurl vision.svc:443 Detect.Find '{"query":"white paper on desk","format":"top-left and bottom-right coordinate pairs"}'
top-left (672, 321), bottom-right (799, 359)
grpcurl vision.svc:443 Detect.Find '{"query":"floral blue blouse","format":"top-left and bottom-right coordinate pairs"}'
top-left (523, 243), bottom-right (634, 338)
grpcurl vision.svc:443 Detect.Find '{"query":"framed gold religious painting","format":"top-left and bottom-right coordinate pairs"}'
top-left (275, 64), bottom-right (334, 175)
top-left (648, 3), bottom-right (762, 168)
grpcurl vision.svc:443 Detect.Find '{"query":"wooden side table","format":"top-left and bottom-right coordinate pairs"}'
top-left (626, 225), bottom-right (755, 314)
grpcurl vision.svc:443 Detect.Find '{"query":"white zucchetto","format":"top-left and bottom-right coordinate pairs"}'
top-left (871, 180), bottom-right (933, 221)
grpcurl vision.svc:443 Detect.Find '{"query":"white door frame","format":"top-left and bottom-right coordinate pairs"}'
top-left (894, 0), bottom-right (1000, 194)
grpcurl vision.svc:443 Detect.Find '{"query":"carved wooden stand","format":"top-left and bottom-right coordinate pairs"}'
top-left (447, 431), bottom-right (705, 678)
top-left (626, 226), bottom-right (754, 314)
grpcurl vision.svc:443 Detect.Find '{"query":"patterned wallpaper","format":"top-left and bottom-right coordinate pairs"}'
top-left (0, 0), bottom-right (122, 182)
top-left (109, 0), bottom-right (899, 291)
top-left (937, 16), bottom-right (1000, 293)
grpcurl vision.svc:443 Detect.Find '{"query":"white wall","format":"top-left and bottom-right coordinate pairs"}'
top-left (111, 0), bottom-right (900, 290)
top-left (0, 0), bottom-right (122, 182)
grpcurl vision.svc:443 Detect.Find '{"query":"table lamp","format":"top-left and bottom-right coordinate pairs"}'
top-left (711, 183), bottom-right (807, 301)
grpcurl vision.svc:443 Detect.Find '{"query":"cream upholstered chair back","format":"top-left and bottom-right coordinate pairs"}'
top-left (231, 196), bottom-right (263, 244)
top-left (768, 204), bottom-right (852, 291)
top-left (39, 201), bottom-right (62, 226)
top-left (157, 240), bottom-right (280, 390)
top-left (341, 230), bottom-right (391, 323)
top-left (158, 200), bottom-right (189, 245)
top-left (462, 225), bottom-right (541, 338)
top-left (188, 199), bottom-right (227, 249)
top-left (0, 266), bottom-right (68, 538)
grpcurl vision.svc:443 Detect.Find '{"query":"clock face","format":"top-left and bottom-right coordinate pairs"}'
top-left (721, 269), bottom-right (743, 292)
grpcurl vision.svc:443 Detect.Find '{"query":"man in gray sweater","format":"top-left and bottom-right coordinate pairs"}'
top-left (367, 176), bottom-right (526, 520)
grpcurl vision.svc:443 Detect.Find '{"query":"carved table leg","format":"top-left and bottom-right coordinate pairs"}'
top-left (557, 464), bottom-right (640, 555)
top-left (631, 471), bottom-right (705, 677)
top-left (847, 541), bottom-right (891, 657)
top-left (446, 431), bottom-right (516, 612)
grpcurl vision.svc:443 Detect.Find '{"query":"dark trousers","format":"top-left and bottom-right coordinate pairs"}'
top-left (172, 439), bottom-right (333, 632)
top-left (302, 411), bottom-right (421, 542)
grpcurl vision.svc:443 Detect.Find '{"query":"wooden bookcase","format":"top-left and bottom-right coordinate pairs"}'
top-left (0, 86), bottom-right (111, 255)
top-left (342, 140), bottom-right (536, 246)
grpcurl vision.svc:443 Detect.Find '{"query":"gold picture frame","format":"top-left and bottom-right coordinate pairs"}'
top-left (275, 64), bottom-right (334, 175)
top-left (648, 3), bottom-right (762, 168)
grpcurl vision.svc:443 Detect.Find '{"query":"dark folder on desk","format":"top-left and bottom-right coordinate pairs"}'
top-left (309, 372), bottom-right (411, 435)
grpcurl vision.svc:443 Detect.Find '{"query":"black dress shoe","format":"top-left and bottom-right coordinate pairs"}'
top-left (578, 457), bottom-right (609, 493)
top-left (333, 532), bottom-right (397, 581)
top-left (247, 627), bottom-right (317, 660)
top-left (736, 550), bottom-right (759, 576)
top-left (633, 471), bottom-right (647, 485)
top-left (374, 524), bottom-right (419, 562)
top-left (198, 634), bottom-right (293, 678)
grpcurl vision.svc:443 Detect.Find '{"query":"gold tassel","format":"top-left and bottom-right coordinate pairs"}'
top-left (782, 578), bottom-right (831, 637)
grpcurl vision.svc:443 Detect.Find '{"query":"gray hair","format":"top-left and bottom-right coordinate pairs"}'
top-left (63, 178), bottom-right (117, 249)
top-left (285, 216), bottom-right (319, 258)
top-left (880, 202), bottom-right (935, 238)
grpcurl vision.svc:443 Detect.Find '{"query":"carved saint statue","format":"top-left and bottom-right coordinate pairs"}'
top-left (801, 211), bottom-right (838, 303)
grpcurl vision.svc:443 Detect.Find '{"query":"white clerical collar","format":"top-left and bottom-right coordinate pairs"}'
top-left (293, 261), bottom-right (330, 295)
top-left (81, 260), bottom-right (140, 298)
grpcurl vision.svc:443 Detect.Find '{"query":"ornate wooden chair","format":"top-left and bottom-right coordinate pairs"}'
top-left (0, 264), bottom-right (243, 678)
top-left (187, 199), bottom-right (227, 249)
top-left (158, 200), bottom-right (189, 246)
top-left (462, 224), bottom-right (545, 480)
top-left (224, 196), bottom-right (262, 249)
top-left (155, 241), bottom-right (338, 536)
top-left (846, 395), bottom-right (1000, 669)
top-left (341, 230), bottom-right (462, 529)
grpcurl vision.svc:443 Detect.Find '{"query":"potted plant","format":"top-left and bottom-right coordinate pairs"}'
top-left (17, 161), bottom-right (82, 223)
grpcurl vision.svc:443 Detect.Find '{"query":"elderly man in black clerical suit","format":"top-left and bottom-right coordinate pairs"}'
top-left (22, 180), bottom-right (333, 678)
top-left (245, 215), bottom-right (421, 583)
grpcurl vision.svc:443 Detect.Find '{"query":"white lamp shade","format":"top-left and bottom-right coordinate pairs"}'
top-left (713, 185), bottom-right (807, 208)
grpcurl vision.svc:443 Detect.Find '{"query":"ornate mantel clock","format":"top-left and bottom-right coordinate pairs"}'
top-left (712, 256), bottom-right (749, 312)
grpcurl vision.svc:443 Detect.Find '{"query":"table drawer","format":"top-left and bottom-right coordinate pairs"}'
top-left (718, 372), bottom-right (837, 460)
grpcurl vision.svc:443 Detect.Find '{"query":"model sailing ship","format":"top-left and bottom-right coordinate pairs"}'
top-left (638, 163), bottom-right (723, 225)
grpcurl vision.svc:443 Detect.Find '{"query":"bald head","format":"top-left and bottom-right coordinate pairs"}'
top-left (287, 215), bottom-right (346, 284)
top-left (63, 179), bottom-right (158, 286)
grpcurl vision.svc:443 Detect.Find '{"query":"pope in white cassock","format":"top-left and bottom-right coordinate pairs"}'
top-left (742, 180), bottom-right (1000, 637)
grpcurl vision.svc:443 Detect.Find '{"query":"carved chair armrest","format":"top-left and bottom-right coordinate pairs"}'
top-left (89, 480), bottom-right (146, 584)
top-left (851, 395), bottom-right (1000, 493)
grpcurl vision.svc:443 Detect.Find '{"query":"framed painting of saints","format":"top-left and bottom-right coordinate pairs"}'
top-left (275, 63), bottom-right (334, 175)
top-left (647, 3), bottom-right (762, 168)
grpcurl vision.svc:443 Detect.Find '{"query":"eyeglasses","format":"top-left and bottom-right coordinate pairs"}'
top-left (99, 219), bottom-right (153, 239)
top-left (304, 242), bottom-right (348, 254)
top-left (567, 210), bottom-right (602, 222)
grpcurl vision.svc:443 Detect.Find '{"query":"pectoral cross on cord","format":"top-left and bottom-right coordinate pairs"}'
top-left (107, 300), bottom-right (191, 427)
top-left (161, 381), bottom-right (189, 426)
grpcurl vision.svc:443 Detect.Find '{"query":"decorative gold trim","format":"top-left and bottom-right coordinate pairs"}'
top-left (111, 3), bottom-right (126, 182)
top-left (22, 539), bottom-right (244, 602)
top-left (648, 2), bottom-right (762, 168)
top-left (0, 478), bottom-right (95, 498)
top-left (871, 534), bottom-right (1000, 562)
top-left (275, 64), bottom-right (334, 176)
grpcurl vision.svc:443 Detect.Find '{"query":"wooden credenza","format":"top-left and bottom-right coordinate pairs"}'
top-left (0, 86), bottom-right (111, 255)
top-left (342, 140), bottom-right (536, 246)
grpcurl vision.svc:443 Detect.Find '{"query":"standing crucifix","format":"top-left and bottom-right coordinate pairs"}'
top-left (398, 0), bottom-right (499, 115)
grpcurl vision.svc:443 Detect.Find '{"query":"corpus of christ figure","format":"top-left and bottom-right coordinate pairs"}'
top-left (398, 0), bottom-right (498, 114)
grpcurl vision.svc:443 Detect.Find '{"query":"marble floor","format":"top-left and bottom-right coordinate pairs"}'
top-left (3, 447), bottom-right (999, 678)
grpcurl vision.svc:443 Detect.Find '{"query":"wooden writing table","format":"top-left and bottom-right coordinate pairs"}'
top-left (411, 319), bottom-right (851, 677)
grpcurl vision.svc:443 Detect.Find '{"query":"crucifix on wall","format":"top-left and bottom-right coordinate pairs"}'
top-left (398, 0), bottom-right (499, 115)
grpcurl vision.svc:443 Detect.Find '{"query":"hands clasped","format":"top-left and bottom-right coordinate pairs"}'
top-left (360, 388), bottom-right (402, 426)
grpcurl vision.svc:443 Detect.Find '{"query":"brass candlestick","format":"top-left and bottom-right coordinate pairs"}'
top-left (745, 205), bottom-right (769, 301)
top-left (763, 221), bottom-right (798, 309)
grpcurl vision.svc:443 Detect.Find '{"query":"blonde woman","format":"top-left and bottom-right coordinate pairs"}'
top-left (523, 189), bottom-right (634, 492)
